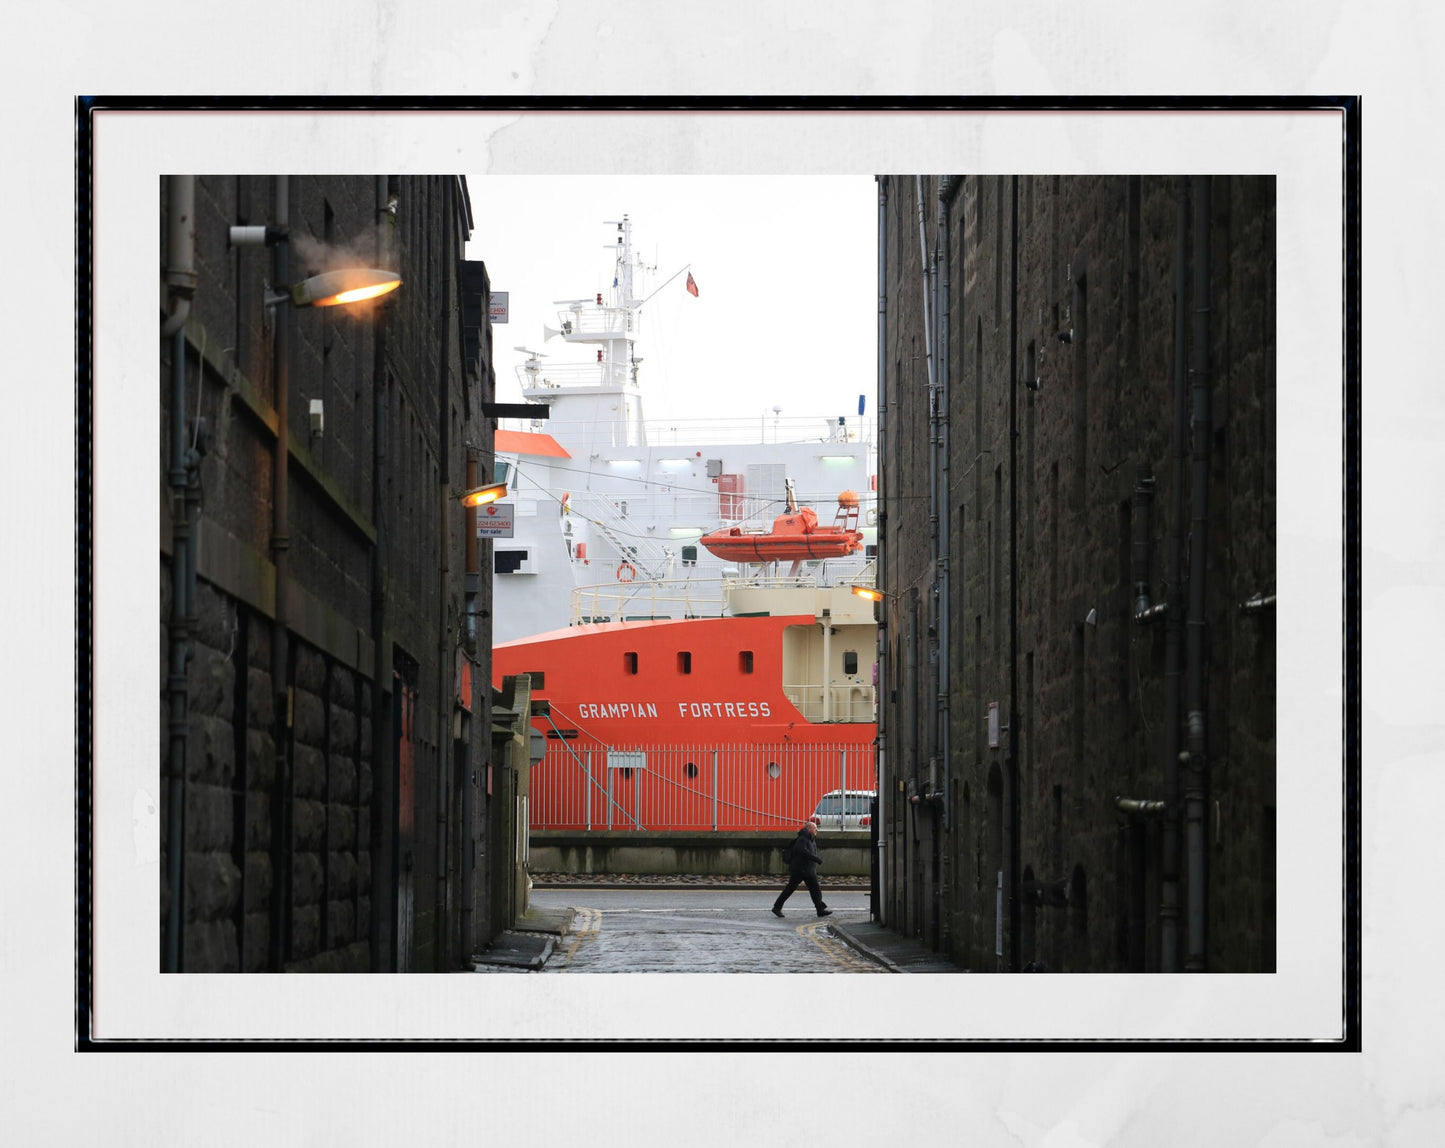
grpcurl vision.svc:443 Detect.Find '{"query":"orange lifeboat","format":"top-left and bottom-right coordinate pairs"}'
top-left (700, 491), bottom-right (864, 563)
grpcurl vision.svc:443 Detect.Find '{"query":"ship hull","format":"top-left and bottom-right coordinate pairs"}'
top-left (493, 614), bottom-right (876, 832)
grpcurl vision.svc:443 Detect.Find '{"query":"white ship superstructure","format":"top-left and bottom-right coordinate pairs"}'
top-left (490, 216), bottom-right (876, 644)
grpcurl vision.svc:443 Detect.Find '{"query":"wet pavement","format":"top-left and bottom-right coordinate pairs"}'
top-left (470, 883), bottom-right (964, 974)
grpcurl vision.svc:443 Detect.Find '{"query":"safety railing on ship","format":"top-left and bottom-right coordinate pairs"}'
top-left (529, 737), bottom-right (878, 833)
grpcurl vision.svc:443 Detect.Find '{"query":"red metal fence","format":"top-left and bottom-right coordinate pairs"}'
top-left (529, 737), bottom-right (877, 832)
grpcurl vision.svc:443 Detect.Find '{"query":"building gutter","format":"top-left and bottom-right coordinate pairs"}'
top-left (163, 175), bottom-right (196, 972)
top-left (436, 177), bottom-right (455, 970)
top-left (1160, 178), bottom-right (1190, 973)
top-left (268, 175), bottom-right (294, 971)
top-left (874, 176), bottom-right (889, 925)
top-left (1007, 176), bottom-right (1021, 972)
top-left (371, 175), bottom-right (395, 969)
top-left (1185, 175), bottom-right (1213, 972)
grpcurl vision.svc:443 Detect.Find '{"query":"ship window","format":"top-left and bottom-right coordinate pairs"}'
top-left (493, 459), bottom-right (512, 487)
top-left (624, 651), bottom-right (638, 675)
top-left (844, 651), bottom-right (858, 675)
top-left (678, 651), bottom-right (692, 674)
top-left (681, 544), bottom-right (698, 567)
top-left (739, 650), bottom-right (754, 674)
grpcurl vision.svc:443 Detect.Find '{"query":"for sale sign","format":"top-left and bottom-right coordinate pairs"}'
top-left (475, 502), bottom-right (514, 538)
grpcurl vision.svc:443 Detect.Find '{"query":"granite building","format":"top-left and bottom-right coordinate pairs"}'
top-left (159, 174), bottom-right (520, 972)
top-left (874, 175), bottom-right (1275, 972)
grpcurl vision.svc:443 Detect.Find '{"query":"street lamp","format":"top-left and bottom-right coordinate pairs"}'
top-left (286, 267), bottom-right (402, 307)
top-left (458, 481), bottom-right (508, 509)
top-left (850, 584), bottom-right (885, 603)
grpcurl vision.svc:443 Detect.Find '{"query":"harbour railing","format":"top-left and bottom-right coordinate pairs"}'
top-left (528, 736), bottom-right (878, 833)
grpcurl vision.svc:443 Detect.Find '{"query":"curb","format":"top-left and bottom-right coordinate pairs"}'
top-left (827, 925), bottom-right (903, 973)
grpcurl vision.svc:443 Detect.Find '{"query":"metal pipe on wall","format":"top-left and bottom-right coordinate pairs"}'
top-left (874, 176), bottom-right (890, 925)
top-left (163, 174), bottom-right (196, 972)
top-left (435, 178), bottom-right (455, 971)
top-left (1007, 175), bottom-right (1021, 972)
top-left (937, 176), bottom-right (959, 835)
top-left (269, 174), bottom-right (294, 971)
top-left (370, 175), bottom-right (396, 970)
top-left (1185, 175), bottom-right (1213, 972)
top-left (1161, 178), bottom-right (1189, 973)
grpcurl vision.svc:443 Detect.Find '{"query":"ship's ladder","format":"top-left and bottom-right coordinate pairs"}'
top-left (565, 490), bottom-right (674, 581)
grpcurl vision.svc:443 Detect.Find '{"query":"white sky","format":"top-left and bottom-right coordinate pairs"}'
top-left (463, 175), bottom-right (878, 429)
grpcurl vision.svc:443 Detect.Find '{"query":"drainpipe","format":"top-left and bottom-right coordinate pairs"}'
top-left (1131, 470), bottom-right (1156, 617)
top-left (371, 176), bottom-right (395, 970)
top-left (436, 178), bottom-right (455, 970)
top-left (163, 175), bottom-right (196, 972)
top-left (269, 175), bottom-right (293, 971)
top-left (1185, 175), bottom-right (1212, 972)
top-left (1007, 175), bottom-right (1021, 973)
top-left (460, 454), bottom-right (479, 957)
top-left (937, 176), bottom-right (960, 835)
top-left (874, 176), bottom-right (889, 924)
top-left (1160, 180), bottom-right (1189, 973)
top-left (914, 178), bottom-right (939, 802)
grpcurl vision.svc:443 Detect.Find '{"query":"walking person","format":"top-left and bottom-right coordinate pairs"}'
top-left (772, 819), bottom-right (831, 917)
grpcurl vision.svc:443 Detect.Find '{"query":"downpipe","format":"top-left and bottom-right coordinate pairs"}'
top-left (435, 178), bottom-right (455, 970)
top-left (1185, 175), bottom-right (1213, 972)
top-left (163, 175), bottom-right (197, 972)
top-left (269, 175), bottom-right (294, 971)
top-left (874, 176), bottom-right (890, 925)
top-left (1158, 179), bottom-right (1191, 973)
top-left (1007, 176), bottom-right (1021, 973)
top-left (370, 175), bottom-right (395, 970)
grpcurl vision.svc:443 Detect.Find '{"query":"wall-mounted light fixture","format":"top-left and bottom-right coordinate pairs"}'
top-left (267, 267), bottom-right (402, 309)
top-left (851, 585), bottom-right (886, 603)
top-left (458, 482), bottom-right (508, 509)
top-left (229, 225), bottom-right (401, 309)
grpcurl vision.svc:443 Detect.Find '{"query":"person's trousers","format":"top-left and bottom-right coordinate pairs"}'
top-left (774, 869), bottom-right (826, 912)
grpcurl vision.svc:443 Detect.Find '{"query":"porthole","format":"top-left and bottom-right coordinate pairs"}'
top-left (685, 761), bottom-right (699, 779)
top-left (767, 761), bottom-right (781, 779)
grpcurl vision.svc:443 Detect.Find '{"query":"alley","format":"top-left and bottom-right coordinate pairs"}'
top-left (530, 887), bottom-right (883, 973)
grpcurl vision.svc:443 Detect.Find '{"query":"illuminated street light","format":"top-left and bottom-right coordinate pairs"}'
top-left (458, 482), bottom-right (509, 509)
top-left (850, 585), bottom-right (885, 603)
top-left (289, 267), bottom-right (402, 307)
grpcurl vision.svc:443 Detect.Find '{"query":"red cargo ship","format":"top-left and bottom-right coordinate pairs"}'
top-left (493, 578), bottom-right (877, 832)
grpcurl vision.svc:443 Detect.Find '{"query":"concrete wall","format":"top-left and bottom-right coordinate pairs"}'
top-left (531, 831), bottom-right (873, 877)
top-left (877, 175), bottom-right (1275, 972)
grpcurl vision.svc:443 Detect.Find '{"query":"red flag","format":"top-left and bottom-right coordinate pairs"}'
top-left (685, 272), bottom-right (699, 297)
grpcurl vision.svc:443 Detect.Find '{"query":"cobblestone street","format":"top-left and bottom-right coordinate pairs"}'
top-left (529, 887), bottom-right (884, 973)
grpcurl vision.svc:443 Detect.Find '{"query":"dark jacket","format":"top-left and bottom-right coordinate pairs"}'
top-left (787, 827), bottom-right (821, 875)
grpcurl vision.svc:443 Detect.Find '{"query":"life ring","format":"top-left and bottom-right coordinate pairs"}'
top-left (616, 561), bottom-right (637, 583)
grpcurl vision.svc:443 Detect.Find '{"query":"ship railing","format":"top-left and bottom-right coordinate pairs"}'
top-left (642, 415), bottom-right (875, 447)
top-left (781, 683), bottom-right (878, 725)
top-left (528, 734), bottom-right (878, 833)
top-left (570, 577), bottom-right (731, 625)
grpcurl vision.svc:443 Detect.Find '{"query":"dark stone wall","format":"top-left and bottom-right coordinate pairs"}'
top-left (160, 175), bottom-right (498, 972)
top-left (878, 175), bottom-right (1275, 972)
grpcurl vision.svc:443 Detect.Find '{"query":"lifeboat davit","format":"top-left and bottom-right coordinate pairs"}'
top-left (700, 491), bottom-right (864, 563)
